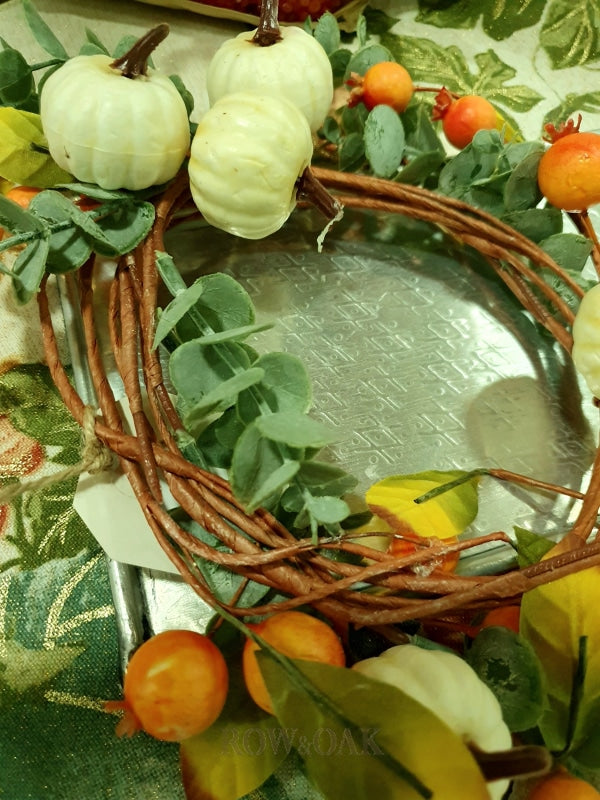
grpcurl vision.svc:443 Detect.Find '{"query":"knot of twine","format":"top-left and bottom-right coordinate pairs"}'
top-left (0, 406), bottom-right (115, 506)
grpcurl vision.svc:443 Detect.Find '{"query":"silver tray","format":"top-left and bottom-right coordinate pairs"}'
top-left (59, 206), bottom-right (599, 671)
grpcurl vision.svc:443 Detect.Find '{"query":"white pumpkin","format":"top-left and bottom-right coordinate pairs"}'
top-left (40, 54), bottom-right (190, 190)
top-left (188, 92), bottom-right (313, 240)
top-left (572, 282), bottom-right (600, 398)
top-left (352, 644), bottom-right (513, 800)
top-left (206, 26), bottom-right (333, 133)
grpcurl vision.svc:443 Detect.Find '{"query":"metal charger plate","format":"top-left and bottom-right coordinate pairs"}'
top-left (59, 205), bottom-right (599, 669)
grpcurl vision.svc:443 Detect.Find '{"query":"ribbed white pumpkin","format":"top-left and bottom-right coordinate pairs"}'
top-left (206, 26), bottom-right (333, 132)
top-left (572, 282), bottom-right (600, 398)
top-left (40, 54), bottom-right (190, 190)
top-left (188, 92), bottom-right (313, 240)
top-left (353, 644), bottom-right (513, 800)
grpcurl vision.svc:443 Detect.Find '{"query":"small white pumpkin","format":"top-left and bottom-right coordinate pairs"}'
top-left (353, 644), bottom-right (513, 800)
top-left (572, 282), bottom-right (600, 397)
top-left (206, 26), bottom-right (333, 133)
top-left (40, 31), bottom-right (190, 191)
top-left (188, 92), bottom-right (313, 240)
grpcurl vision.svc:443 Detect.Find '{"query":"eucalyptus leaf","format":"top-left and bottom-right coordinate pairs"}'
top-left (246, 460), bottom-right (301, 513)
top-left (305, 495), bottom-right (350, 526)
top-left (539, 233), bottom-right (594, 273)
top-left (501, 207), bottom-right (563, 243)
top-left (255, 412), bottom-right (339, 449)
top-left (329, 48), bottom-right (352, 81)
top-left (344, 43), bottom-right (393, 82)
top-left (237, 352), bottom-right (312, 425)
top-left (466, 627), bottom-right (545, 732)
top-left (341, 103), bottom-right (369, 135)
top-left (364, 105), bottom-right (405, 178)
top-left (321, 115), bottom-right (340, 145)
top-left (170, 340), bottom-right (254, 406)
top-left (84, 27), bottom-right (110, 55)
top-left (174, 272), bottom-right (256, 341)
top-left (396, 151), bottom-right (445, 186)
top-left (153, 281), bottom-right (206, 348)
top-left (12, 236), bottom-right (50, 304)
top-left (503, 150), bottom-right (544, 212)
top-left (0, 192), bottom-right (45, 234)
top-left (29, 190), bottom-right (92, 273)
top-left (182, 323), bottom-right (274, 348)
top-left (169, 73), bottom-right (194, 118)
top-left (230, 423), bottom-right (291, 510)
top-left (22, 0), bottom-right (69, 60)
top-left (338, 132), bottom-right (366, 172)
top-left (90, 199), bottom-right (155, 256)
top-left (314, 12), bottom-right (341, 55)
top-left (182, 368), bottom-right (265, 433)
top-left (58, 182), bottom-right (131, 202)
top-left (0, 45), bottom-right (35, 107)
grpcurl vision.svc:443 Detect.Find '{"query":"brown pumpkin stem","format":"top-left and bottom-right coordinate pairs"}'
top-left (110, 23), bottom-right (169, 79)
top-left (469, 744), bottom-right (552, 783)
top-left (297, 167), bottom-right (343, 222)
top-left (252, 0), bottom-right (282, 47)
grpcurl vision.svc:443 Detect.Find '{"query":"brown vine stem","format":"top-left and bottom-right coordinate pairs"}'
top-left (570, 210), bottom-right (600, 279)
top-left (110, 23), bottom-right (169, 78)
top-left (251, 0), bottom-right (282, 46)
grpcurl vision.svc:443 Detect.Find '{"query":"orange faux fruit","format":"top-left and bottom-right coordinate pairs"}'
top-left (106, 629), bottom-right (229, 742)
top-left (242, 610), bottom-right (346, 714)
top-left (348, 61), bottom-right (414, 113)
top-left (527, 769), bottom-right (600, 799)
top-left (479, 604), bottom-right (521, 633)
top-left (537, 130), bottom-right (600, 211)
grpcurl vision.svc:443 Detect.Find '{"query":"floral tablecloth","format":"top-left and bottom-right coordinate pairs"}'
top-left (1, 0), bottom-right (599, 798)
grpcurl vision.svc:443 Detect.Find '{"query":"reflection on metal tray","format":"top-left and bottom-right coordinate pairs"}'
top-left (60, 207), bottom-right (599, 668)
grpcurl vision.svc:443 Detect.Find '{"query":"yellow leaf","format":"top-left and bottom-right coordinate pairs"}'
top-left (0, 107), bottom-right (72, 188)
top-left (365, 470), bottom-right (480, 540)
top-left (520, 541), bottom-right (600, 765)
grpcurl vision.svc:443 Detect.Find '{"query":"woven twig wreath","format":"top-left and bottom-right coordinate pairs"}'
top-left (37, 167), bottom-right (600, 631)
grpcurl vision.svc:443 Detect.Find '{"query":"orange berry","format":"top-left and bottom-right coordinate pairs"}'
top-left (527, 769), bottom-right (600, 799)
top-left (537, 131), bottom-right (600, 211)
top-left (479, 605), bottom-right (521, 633)
top-left (438, 94), bottom-right (499, 149)
top-left (350, 61), bottom-right (413, 113)
top-left (4, 185), bottom-right (41, 207)
top-left (242, 610), bottom-right (346, 714)
top-left (107, 629), bottom-right (229, 742)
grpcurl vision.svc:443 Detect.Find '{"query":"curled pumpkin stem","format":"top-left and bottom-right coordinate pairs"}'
top-left (110, 23), bottom-right (169, 79)
top-left (252, 0), bottom-right (282, 47)
top-left (469, 744), bottom-right (553, 783)
top-left (296, 167), bottom-right (343, 221)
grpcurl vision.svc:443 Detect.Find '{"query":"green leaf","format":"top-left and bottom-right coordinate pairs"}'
top-left (173, 272), bottom-right (255, 341)
top-left (338, 131), bottom-right (366, 172)
top-left (437, 129), bottom-right (507, 206)
top-left (305, 495), bottom-right (350, 526)
top-left (12, 236), bottom-right (50, 304)
top-left (416, 0), bottom-right (546, 41)
top-left (28, 190), bottom-right (92, 273)
top-left (520, 548), bottom-right (600, 761)
top-left (0, 107), bottom-right (72, 187)
top-left (169, 73), bottom-right (194, 119)
top-left (503, 149), bottom-right (544, 212)
top-left (501, 207), bottom-right (563, 244)
top-left (0, 44), bottom-right (35, 107)
top-left (540, 0), bottom-right (600, 69)
top-left (182, 368), bottom-right (265, 433)
top-left (314, 11), bottom-right (341, 55)
top-left (378, 35), bottom-right (472, 93)
top-left (83, 27), bottom-right (110, 55)
top-left (255, 412), bottom-right (339, 449)
top-left (246, 460), bottom-right (301, 512)
top-left (258, 655), bottom-right (490, 800)
top-left (396, 151), bottom-right (445, 186)
top-left (466, 627), bottom-right (545, 732)
top-left (153, 280), bottom-right (206, 348)
top-left (237, 352), bottom-right (312, 425)
top-left (0, 193), bottom-right (45, 234)
top-left (341, 103), bottom-right (369, 134)
top-left (402, 103), bottom-right (445, 156)
top-left (170, 340), bottom-right (254, 406)
top-left (329, 48), bottom-right (352, 81)
top-left (364, 105), bottom-right (405, 178)
top-left (344, 43), bottom-right (393, 81)
top-left (514, 526), bottom-right (558, 568)
top-left (90, 199), bottom-right (155, 256)
top-left (180, 655), bottom-right (289, 800)
top-left (22, 0), bottom-right (69, 60)
top-left (230, 423), bottom-right (290, 510)
top-left (539, 233), bottom-right (594, 273)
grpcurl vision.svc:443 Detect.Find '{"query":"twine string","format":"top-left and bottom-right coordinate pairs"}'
top-left (0, 406), bottom-right (114, 505)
